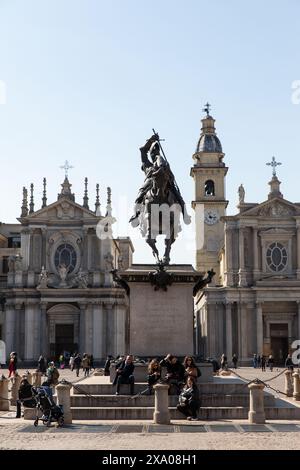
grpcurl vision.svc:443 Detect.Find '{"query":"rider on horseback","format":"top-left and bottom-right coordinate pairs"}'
top-left (129, 133), bottom-right (190, 225)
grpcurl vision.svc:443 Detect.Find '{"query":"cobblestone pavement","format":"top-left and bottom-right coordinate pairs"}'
top-left (1, 418), bottom-right (300, 450)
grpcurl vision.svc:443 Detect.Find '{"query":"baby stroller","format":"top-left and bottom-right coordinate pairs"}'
top-left (32, 386), bottom-right (64, 427)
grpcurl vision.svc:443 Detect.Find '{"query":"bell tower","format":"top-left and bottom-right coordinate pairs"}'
top-left (190, 105), bottom-right (228, 283)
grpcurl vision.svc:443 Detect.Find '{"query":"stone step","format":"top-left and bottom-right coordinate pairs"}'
top-left (70, 406), bottom-right (249, 420)
top-left (72, 382), bottom-right (249, 396)
top-left (70, 394), bottom-right (275, 408)
top-left (23, 403), bottom-right (300, 421)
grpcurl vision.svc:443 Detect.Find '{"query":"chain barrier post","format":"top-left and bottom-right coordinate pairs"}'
top-left (32, 370), bottom-right (42, 387)
top-left (248, 381), bottom-right (265, 424)
top-left (284, 370), bottom-right (293, 397)
top-left (25, 371), bottom-right (33, 385)
top-left (10, 373), bottom-right (21, 405)
top-left (56, 379), bottom-right (72, 424)
top-left (293, 371), bottom-right (300, 401)
top-left (0, 376), bottom-right (10, 411)
top-left (153, 383), bottom-right (170, 424)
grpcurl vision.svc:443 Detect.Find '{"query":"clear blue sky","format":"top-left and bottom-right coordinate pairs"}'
top-left (0, 0), bottom-right (299, 265)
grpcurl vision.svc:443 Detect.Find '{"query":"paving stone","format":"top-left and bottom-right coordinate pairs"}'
top-left (148, 425), bottom-right (175, 433)
top-left (178, 425), bottom-right (207, 432)
top-left (115, 425), bottom-right (144, 433)
top-left (270, 424), bottom-right (300, 432)
top-left (210, 425), bottom-right (239, 432)
top-left (240, 425), bottom-right (271, 432)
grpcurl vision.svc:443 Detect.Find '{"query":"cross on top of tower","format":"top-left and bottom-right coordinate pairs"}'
top-left (266, 156), bottom-right (282, 177)
top-left (202, 102), bottom-right (211, 117)
top-left (60, 160), bottom-right (74, 178)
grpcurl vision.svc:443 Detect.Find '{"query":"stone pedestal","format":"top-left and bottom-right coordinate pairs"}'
top-left (56, 381), bottom-right (72, 424)
top-left (248, 382), bottom-right (265, 424)
top-left (293, 372), bottom-right (300, 401)
top-left (284, 370), bottom-right (293, 397)
top-left (10, 374), bottom-right (22, 405)
top-left (0, 377), bottom-right (9, 411)
top-left (124, 265), bottom-right (198, 356)
top-left (153, 384), bottom-right (170, 424)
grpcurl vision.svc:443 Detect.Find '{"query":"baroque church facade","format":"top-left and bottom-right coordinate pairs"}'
top-left (192, 111), bottom-right (300, 364)
top-left (0, 173), bottom-right (133, 363)
top-left (1, 111), bottom-right (300, 365)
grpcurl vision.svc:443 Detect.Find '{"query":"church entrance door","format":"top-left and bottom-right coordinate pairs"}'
top-left (55, 324), bottom-right (75, 359)
top-left (270, 323), bottom-right (288, 365)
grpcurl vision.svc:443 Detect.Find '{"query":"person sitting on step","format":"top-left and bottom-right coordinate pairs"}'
top-left (114, 355), bottom-right (135, 395)
top-left (176, 376), bottom-right (200, 421)
top-left (160, 354), bottom-right (185, 394)
top-left (147, 358), bottom-right (161, 394)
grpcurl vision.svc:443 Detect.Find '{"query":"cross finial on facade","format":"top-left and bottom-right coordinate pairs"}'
top-left (266, 156), bottom-right (282, 177)
top-left (60, 160), bottom-right (74, 178)
top-left (203, 102), bottom-right (211, 117)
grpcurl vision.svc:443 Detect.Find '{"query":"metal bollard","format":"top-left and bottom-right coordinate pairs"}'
top-left (56, 380), bottom-right (72, 424)
top-left (248, 381), bottom-right (265, 424)
top-left (10, 374), bottom-right (22, 405)
top-left (284, 370), bottom-right (293, 397)
top-left (293, 371), bottom-right (300, 401)
top-left (0, 376), bottom-right (10, 411)
top-left (153, 384), bottom-right (170, 425)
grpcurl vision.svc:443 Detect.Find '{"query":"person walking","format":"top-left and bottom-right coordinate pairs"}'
top-left (252, 354), bottom-right (258, 369)
top-left (261, 355), bottom-right (266, 372)
top-left (232, 354), bottom-right (238, 369)
top-left (82, 353), bottom-right (90, 377)
top-left (220, 354), bottom-right (228, 370)
top-left (8, 352), bottom-right (18, 378)
top-left (37, 355), bottom-right (47, 374)
top-left (74, 353), bottom-right (81, 377)
top-left (267, 355), bottom-right (274, 372)
top-left (285, 354), bottom-right (294, 371)
top-left (69, 354), bottom-right (75, 371)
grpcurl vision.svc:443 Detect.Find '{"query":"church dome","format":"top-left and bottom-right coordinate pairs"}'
top-left (196, 133), bottom-right (222, 153)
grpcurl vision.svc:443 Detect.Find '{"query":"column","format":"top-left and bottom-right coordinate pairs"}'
top-left (256, 302), bottom-right (263, 355)
top-left (84, 304), bottom-right (93, 354)
top-left (238, 227), bottom-right (247, 287)
top-left (224, 225), bottom-right (234, 286)
top-left (20, 229), bottom-right (30, 270)
top-left (253, 227), bottom-right (260, 281)
top-left (297, 224), bottom-right (300, 280)
top-left (79, 302), bottom-right (86, 354)
top-left (24, 302), bottom-right (36, 361)
top-left (240, 303), bottom-right (248, 361)
top-left (4, 304), bottom-right (16, 357)
top-left (40, 303), bottom-right (48, 357)
top-left (105, 302), bottom-right (115, 356)
top-left (225, 303), bottom-right (233, 359)
top-left (92, 302), bottom-right (104, 360)
top-left (115, 302), bottom-right (126, 356)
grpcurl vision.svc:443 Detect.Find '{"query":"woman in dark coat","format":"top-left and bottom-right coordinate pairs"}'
top-left (176, 376), bottom-right (200, 420)
top-left (37, 355), bottom-right (47, 374)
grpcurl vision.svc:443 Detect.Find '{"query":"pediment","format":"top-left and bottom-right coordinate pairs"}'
top-left (18, 197), bottom-right (101, 222)
top-left (240, 198), bottom-right (298, 218)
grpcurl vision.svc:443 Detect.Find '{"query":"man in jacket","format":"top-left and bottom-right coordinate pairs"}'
top-left (114, 355), bottom-right (135, 395)
top-left (160, 354), bottom-right (185, 394)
